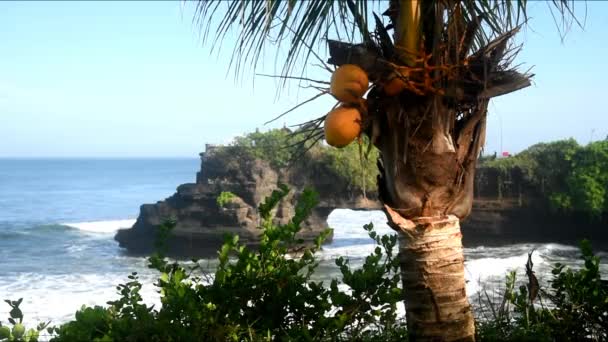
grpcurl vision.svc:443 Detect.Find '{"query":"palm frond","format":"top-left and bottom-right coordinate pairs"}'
top-left (263, 91), bottom-right (328, 125)
top-left (191, 0), bottom-right (583, 153)
top-left (455, 1), bottom-right (583, 53)
top-left (193, 0), bottom-right (582, 82)
top-left (192, 0), bottom-right (382, 81)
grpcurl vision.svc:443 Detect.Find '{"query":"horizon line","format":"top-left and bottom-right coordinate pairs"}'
top-left (0, 156), bottom-right (200, 160)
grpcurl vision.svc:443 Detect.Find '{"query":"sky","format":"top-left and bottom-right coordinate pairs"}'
top-left (0, 1), bottom-right (606, 158)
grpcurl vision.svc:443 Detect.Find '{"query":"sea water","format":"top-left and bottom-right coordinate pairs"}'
top-left (0, 159), bottom-right (606, 330)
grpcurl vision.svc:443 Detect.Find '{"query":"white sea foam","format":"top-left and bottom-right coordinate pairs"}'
top-left (323, 209), bottom-right (395, 258)
top-left (0, 271), bottom-right (160, 330)
top-left (464, 251), bottom-right (547, 296)
top-left (326, 210), bottom-right (588, 297)
top-left (62, 219), bottom-right (136, 234)
top-left (2, 209), bottom-right (604, 334)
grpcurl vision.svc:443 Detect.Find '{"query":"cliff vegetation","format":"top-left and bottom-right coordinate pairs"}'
top-left (478, 139), bottom-right (608, 221)
top-left (216, 128), bottom-right (380, 197)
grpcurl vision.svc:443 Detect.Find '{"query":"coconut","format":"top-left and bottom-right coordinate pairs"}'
top-left (330, 64), bottom-right (369, 104)
top-left (324, 106), bottom-right (362, 148)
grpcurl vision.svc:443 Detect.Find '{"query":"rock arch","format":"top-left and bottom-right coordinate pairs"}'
top-left (115, 146), bottom-right (380, 257)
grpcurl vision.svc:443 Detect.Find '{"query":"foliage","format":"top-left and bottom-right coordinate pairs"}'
top-left (553, 141), bottom-right (608, 219)
top-left (480, 139), bottom-right (579, 186)
top-left (223, 128), bottom-right (379, 195)
top-left (545, 240), bottom-right (608, 340)
top-left (3, 186), bottom-right (607, 341)
top-left (479, 139), bottom-right (608, 219)
top-left (230, 128), bottom-right (297, 169)
top-left (5, 186), bottom-right (404, 341)
top-left (476, 239), bottom-right (608, 341)
top-left (476, 270), bottom-right (555, 341)
top-left (322, 136), bottom-right (379, 197)
top-left (191, 1), bottom-right (579, 82)
top-left (518, 139), bottom-right (580, 193)
top-left (0, 299), bottom-right (48, 342)
top-left (49, 275), bottom-right (159, 342)
top-left (216, 191), bottom-right (236, 208)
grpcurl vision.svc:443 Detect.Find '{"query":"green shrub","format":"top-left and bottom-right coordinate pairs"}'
top-left (13, 185), bottom-right (404, 341)
top-left (479, 139), bottom-right (608, 220)
top-left (476, 239), bottom-right (608, 341)
top-left (322, 136), bottom-right (379, 198)
top-left (222, 128), bottom-right (379, 196)
top-left (554, 141), bottom-right (608, 218)
top-left (6, 183), bottom-right (605, 341)
top-left (216, 191), bottom-right (236, 208)
top-left (0, 299), bottom-right (49, 342)
top-left (230, 129), bottom-right (295, 169)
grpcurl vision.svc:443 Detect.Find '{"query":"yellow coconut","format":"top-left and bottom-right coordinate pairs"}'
top-left (330, 64), bottom-right (369, 104)
top-left (324, 106), bottom-right (362, 148)
top-left (383, 75), bottom-right (407, 96)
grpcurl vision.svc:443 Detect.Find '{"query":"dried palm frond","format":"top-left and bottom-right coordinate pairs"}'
top-left (192, 0), bottom-right (582, 155)
top-left (193, 0), bottom-right (582, 82)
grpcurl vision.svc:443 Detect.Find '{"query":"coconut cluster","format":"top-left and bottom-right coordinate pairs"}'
top-left (324, 64), bottom-right (369, 148)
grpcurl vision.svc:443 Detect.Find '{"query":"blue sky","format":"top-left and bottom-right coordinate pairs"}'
top-left (0, 1), bottom-right (606, 158)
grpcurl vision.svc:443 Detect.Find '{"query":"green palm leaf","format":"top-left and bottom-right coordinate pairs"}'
top-left (192, 0), bottom-right (582, 81)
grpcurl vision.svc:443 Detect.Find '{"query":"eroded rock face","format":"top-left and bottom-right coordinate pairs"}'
top-left (114, 146), bottom-right (379, 257)
top-left (116, 147), bottom-right (607, 257)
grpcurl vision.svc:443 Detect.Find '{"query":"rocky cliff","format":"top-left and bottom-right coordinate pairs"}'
top-left (462, 167), bottom-right (608, 247)
top-left (114, 145), bottom-right (379, 257)
top-left (115, 148), bottom-right (607, 257)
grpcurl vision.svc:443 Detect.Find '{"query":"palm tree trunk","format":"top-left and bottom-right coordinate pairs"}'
top-left (386, 207), bottom-right (474, 341)
top-left (366, 95), bottom-right (482, 341)
top-left (326, 12), bottom-right (527, 342)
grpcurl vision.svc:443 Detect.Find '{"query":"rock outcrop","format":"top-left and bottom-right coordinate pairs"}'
top-left (115, 147), bottom-right (608, 257)
top-left (115, 145), bottom-right (379, 257)
top-left (462, 167), bottom-right (608, 247)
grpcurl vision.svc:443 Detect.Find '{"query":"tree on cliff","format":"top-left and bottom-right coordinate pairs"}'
top-left (192, 1), bottom-right (580, 340)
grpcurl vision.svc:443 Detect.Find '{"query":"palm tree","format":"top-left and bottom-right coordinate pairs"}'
top-left (192, 1), bottom-right (580, 340)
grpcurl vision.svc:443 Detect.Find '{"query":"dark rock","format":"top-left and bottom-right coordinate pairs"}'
top-left (115, 148), bottom-right (608, 257)
top-left (461, 199), bottom-right (608, 248)
top-left (115, 145), bottom-right (379, 257)
top-left (461, 167), bottom-right (608, 248)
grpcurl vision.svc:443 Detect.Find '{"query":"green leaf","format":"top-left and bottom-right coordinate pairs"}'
top-left (26, 328), bottom-right (39, 342)
top-left (217, 191), bottom-right (237, 207)
top-left (12, 324), bottom-right (25, 339)
top-left (0, 326), bottom-right (10, 339)
top-left (9, 308), bottom-right (22, 321)
top-left (160, 272), bottom-right (169, 283)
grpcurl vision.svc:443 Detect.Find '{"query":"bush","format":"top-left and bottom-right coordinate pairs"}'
top-left (476, 239), bottom-right (608, 341)
top-left (479, 139), bottom-right (608, 220)
top-left (5, 184), bottom-right (606, 341)
top-left (554, 141), bottom-right (608, 219)
top-left (322, 136), bottom-right (379, 198)
top-left (7, 185), bottom-right (404, 341)
top-left (223, 128), bottom-right (379, 196)
top-left (216, 191), bottom-right (236, 208)
top-left (230, 129), bottom-right (296, 169)
top-left (0, 299), bottom-right (49, 342)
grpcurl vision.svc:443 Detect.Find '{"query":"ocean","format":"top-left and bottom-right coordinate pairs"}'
top-left (0, 158), bottom-right (606, 329)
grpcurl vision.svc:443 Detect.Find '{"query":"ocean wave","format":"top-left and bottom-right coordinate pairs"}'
top-left (62, 219), bottom-right (136, 234)
top-left (2, 208), bottom-right (604, 329)
top-left (0, 272), bottom-right (160, 327)
top-left (0, 231), bottom-right (27, 239)
top-left (319, 244), bottom-right (377, 261)
top-left (0, 224), bottom-right (70, 240)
